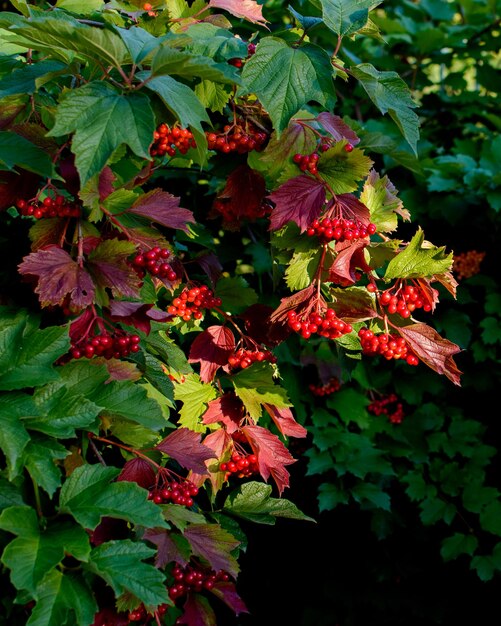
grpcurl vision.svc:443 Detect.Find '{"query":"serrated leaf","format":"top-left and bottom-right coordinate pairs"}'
top-left (129, 188), bottom-right (195, 233)
top-left (384, 228), bottom-right (453, 280)
top-left (320, 0), bottom-right (375, 36)
top-left (173, 374), bottom-right (217, 431)
top-left (151, 44), bottom-right (240, 84)
top-left (360, 169), bottom-right (409, 232)
top-left (223, 481), bottom-right (314, 524)
top-left (285, 247), bottom-right (322, 291)
top-left (87, 238), bottom-right (141, 299)
top-left (231, 362), bottom-right (291, 419)
top-left (215, 276), bottom-right (259, 314)
top-left (188, 326), bottom-right (235, 383)
top-left (186, 22), bottom-right (249, 60)
top-left (317, 482), bottom-right (349, 512)
top-left (441, 533), bottom-right (478, 561)
top-left (268, 174), bottom-right (326, 232)
top-left (263, 404), bottom-right (307, 439)
top-left (328, 387), bottom-right (370, 428)
top-left (352, 482), bottom-right (391, 511)
top-left (59, 464), bottom-right (167, 530)
top-left (143, 528), bottom-right (191, 569)
top-left (0, 477), bottom-right (25, 512)
top-left (183, 524), bottom-right (240, 578)
top-left (317, 142), bottom-right (373, 193)
top-left (470, 544), bottom-right (501, 582)
top-left (156, 428), bottom-right (216, 474)
top-left (0, 394), bottom-right (32, 478)
top-left (240, 38), bottom-right (335, 134)
top-left (480, 501), bottom-right (501, 536)
top-left (195, 79), bottom-right (231, 114)
top-left (0, 130), bottom-right (57, 177)
top-left (207, 0), bottom-right (267, 25)
top-left (48, 82), bottom-right (155, 185)
top-left (317, 112), bottom-right (360, 145)
top-left (23, 437), bottom-right (67, 497)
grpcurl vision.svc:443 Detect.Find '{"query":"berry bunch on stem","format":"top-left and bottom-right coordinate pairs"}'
top-left (369, 279), bottom-right (433, 318)
top-left (306, 216), bottom-right (377, 243)
top-left (167, 285), bottom-right (222, 322)
top-left (70, 330), bottom-right (140, 360)
top-left (358, 328), bottom-right (419, 366)
top-left (287, 308), bottom-right (353, 340)
top-left (309, 377), bottom-right (341, 396)
top-left (169, 564), bottom-right (230, 600)
top-left (150, 123), bottom-right (196, 157)
top-left (16, 192), bottom-right (80, 219)
top-left (206, 120), bottom-right (267, 154)
top-left (220, 450), bottom-right (259, 480)
top-left (131, 246), bottom-right (178, 281)
top-left (148, 479), bottom-right (199, 507)
top-left (227, 346), bottom-right (277, 371)
top-left (368, 393), bottom-right (405, 424)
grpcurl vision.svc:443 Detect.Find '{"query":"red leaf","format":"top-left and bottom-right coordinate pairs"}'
top-left (109, 301), bottom-right (170, 334)
top-left (396, 323), bottom-right (462, 385)
top-left (328, 240), bottom-right (369, 285)
top-left (211, 165), bottom-right (267, 230)
top-left (129, 189), bottom-right (195, 233)
top-left (92, 608), bottom-right (129, 626)
top-left (89, 517), bottom-right (129, 547)
top-left (178, 594), bottom-right (216, 626)
top-left (316, 112), bottom-right (360, 145)
top-left (143, 528), bottom-right (189, 569)
top-left (240, 303), bottom-right (287, 347)
top-left (69, 308), bottom-right (95, 342)
top-left (189, 429), bottom-right (232, 489)
top-left (195, 252), bottom-right (223, 287)
top-left (208, 0), bottom-right (268, 25)
top-left (268, 175), bottom-right (326, 232)
top-left (188, 326), bottom-right (236, 383)
top-left (18, 246), bottom-right (95, 308)
top-left (435, 271), bottom-right (458, 299)
top-left (183, 524), bottom-right (240, 578)
top-left (156, 428), bottom-right (217, 474)
top-left (263, 404), bottom-right (307, 439)
top-left (335, 193), bottom-right (370, 225)
top-left (117, 458), bottom-right (156, 489)
top-left (210, 581), bottom-right (249, 616)
top-left (269, 284), bottom-right (316, 326)
top-left (87, 239), bottom-right (141, 299)
top-left (242, 425), bottom-right (297, 495)
top-left (329, 286), bottom-right (378, 323)
top-left (203, 394), bottom-right (245, 433)
top-left (98, 167), bottom-right (116, 201)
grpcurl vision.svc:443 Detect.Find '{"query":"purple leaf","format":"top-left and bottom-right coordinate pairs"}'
top-left (87, 239), bottom-right (141, 299)
top-left (156, 428), bottom-right (217, 474)
top-left (117, 458), bottom-right (156, 489)
top-left (335, 193), bottom-right (370, 224)
top-left (268, 175), bottom-right (326, 232)
top-left (129, 189), bottom-right (195, 233)
top-left (188, 326), bottom-right (236, 383)
top-left (183, 523), bottom-right (240, 578)
top-left (177, 594), bottom-right (216, 626)
top-left (143, 528), bottom-right (190, 569)
top-left (317, 112), bottom-right (360, 145)
top-left (203, 394), bottom-right (245, 433)
top-left (210, 581), bottom-right (249, 616)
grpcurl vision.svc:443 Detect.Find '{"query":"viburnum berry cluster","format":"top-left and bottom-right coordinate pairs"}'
top-left (367, 393), bottom-right (405, 424)
top-left (293, 151), bottom-right (320, 174)
top-left (128, 603), bottom-right (168, 623)
top-left (150, 123), bottom-right (196, 157)
top-left (220, 451), bottom-right (259, 480)
top-left (131, 246), bottom-right (178, 281)
top-left (206, 121), bottom-right (267, 154)
top-left (369, 280), bottom-right (432, 318)
top-left (287, 309), bottom-right (353, 340)
top-left (167, 285), bottom-right (222, 321)
top-left (358, 328), bottom-right (419, 366)
top-left (70, 331), bottom-right (140, 360)
top-left (309, 376), bottom-right (341, 396)
top-left (169, 564), bottom-right (231, 600)
top-left (306, 217), bottom-right (377, 243)
top-left (227, 347), bottom-right (277, 370)
top-left (453, 250), bottom-right (486, 280)
top-left (15, 193), bottom-right (80, 219)
top-left (147, 480), bottom-right (199, 507)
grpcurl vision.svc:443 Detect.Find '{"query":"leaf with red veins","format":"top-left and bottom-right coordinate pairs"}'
top-left (143, 528), bottom-right (190, 569)
top-left (203, 394), bottom-right (245, 433)
top-left (211, 165), bottom-right (267, 229)
top-left (208, 0), bottom-right (268, 25)
top-left (98, 166), bottom-right (116, 201)
top-left (189, 428), bottom-right (232, 492)
top-left (18, 246), bottom-right (95, 308)
top-left (188, 326), bottom-right (236, 383)
top-left (263, 404), bottom-right (307, 439)
top-left (268, 175), bottom-right (326, 232)
top-left (87, 239), bottom-right (141, 299)
top-left (329, 286), bottom-right (378, 323)
top-left (183, 523), bottom-right (240, 578)
top-left (329, 240), bottom-right (369, 285)
top-left (435, 271), bottom-right (458, 299)
top-left (129, 189), bottom-right (195, 233)
top-left (396, 323), bottom-right (462, 385)
top-left (156, 427), bottom-right (217, 475)
top-left (69, 308), bottom-right (95, 342)
top-left (335, 193), bottom-right (370, 225)
top-left (210, 581), bottom-right (249, 616)
top-left (269, 284), bottom-right (316, 326)
top-left (103, 359), bottom-right (142, 382)
top-left (28, 219), bottom-right (68, 251)
top-left (117, 458), bottom-right (156, 489)
top-left (178, 593), bottom-right (216, 626)
top-left (242, 424), bottom-right (297, 495)
top-left (316, 112), bottom-right (360, 145)
top-left (109, 301), bottom-right (170, 334)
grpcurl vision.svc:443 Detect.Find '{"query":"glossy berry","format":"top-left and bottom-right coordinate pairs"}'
top-left (150, 123), bottom-right (196, 157)
top-left (227, 348), bottom-right (277, 371)
top-left (70, 332), bottom-right (140, 361)
top-left (167, 285), bottom-right (222, 322)
top-left (306, 216), bottom-right (377, 244)
top-left (16, 193), bottom-right (80, 219)
top-left (309, 376), bottom-right (341, 396)
top-left (287, 308), bottom-right (353, 341)
top-left (378, 280), bottom-right (433, 319)
top-left (228, 57), bottom-right (243, 68)
top-left (169, 564), bottom-right (230, 602)
top-left (206, 120), bottom-right (267, 154)
top-left (148, 480), bottom-right (198, 507)
top-left (293, 151), bottom-right (320, 175)
top-left (220, 451), bottom-right (259, 479)
top-left (131, 246), bottom-right (178, 281)
top-left (358, 328), bottom-right (419, 366)
top-left (368, 393), bottom-right (405, 424)
top-left (344, 143), bottom-right (354, 152)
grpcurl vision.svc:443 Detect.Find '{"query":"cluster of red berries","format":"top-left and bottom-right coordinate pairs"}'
top-left (131, 247), bottom-right (177, 281)
top-left (376, 282), bottom-right (432, 318)
top-left (206, 122), bottom-right (267, 154)
top-left (453, 250), bottom-right (486, 280)
top-left (227, 348), bottom-right (277, 371)
top-left (15, 194), bottom-right (80, 219)
top-left (167, 285), bottom-right (222, 321)
top-left (287, 309), bottom-right (353, 340)
top-left (367, 393), bottom-right (405, 424)
top-left (128, 604), bottom-right (168, 623)
top-left (70, 332), bottom-right (140, 360)
top-left (358, 328), bottom-right (419, 366)
top-left (169, 565), bottom-right (230, 600)
top-left (220, 451), bottom-right (259, 479)
top-left (150, 124), bottom-right (196, 157)
top-left (293, 151), bottom-right (320, 174)
top-left (306, 217), bottom-right (377, 243)
top-left (309, 376), bottom-right (341, 396)
top-left (147, 480), bottom-right (199, 507)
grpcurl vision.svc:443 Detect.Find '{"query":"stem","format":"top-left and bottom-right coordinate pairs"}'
top-left (32, 477), bottom-right (43, 519)
top-left (332, 35), bottom-right (342, 58)
top-left (89, 438), bottom-right (107, 466)
top-left (88, 433), bottom-right (163, 470)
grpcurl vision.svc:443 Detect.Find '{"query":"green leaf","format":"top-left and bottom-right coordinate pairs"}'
top-left (470, 543), bottom-right (501, 582)
top-left (59, 464), bottom-right (167, 530)
top-left (360, 169), bottom-right (407, 233)
top-left (195, 79), bottom-right (231, 114)
top-left (0, 394), bottom-right (32, 479)
top-left (151, 44), bottom-right (240, 83)
top-left (327, 388), bottom-right (370, 428)
top-left (384, 227), bottom-right (454, 280)
top-left (48, 82), bottom-right (155, 185)
top-left (351, 482), bottom-right (391, 511)
top-left (351, 63), bottom-right (420, 154)
top-left (23, 437), bottom-right (67, 497)
top-left (420, 497), bottom-right (456, 525)
top-left (317, 142), bottom-right (373, 193)
top-left (479, 317), bottom-right (501, 345)
top-left (317, 482), bottom-right (349, 512)
top-left (223, 482), bottom-right (315, 525)
top-left (231, 362), bottom-right (292, 419)
top-left (0, 477), bottom-right (25, 512)
top-left (0, 130), bottom-right (57, 177)
top-left (441, 533), bottom-right (478, 562)
top-left (215, 276), bottom-right (258, 313)
top-left (88, 540), bottom-right (170, 608)
top-left (173, 374), bottom-right (217, 431)
top-left (55, 0), bottom-right (105, 15)
top-left (320, 0), bottom-right (375, 36)
top-left (480, 501), bottom-right (501, 536)
top-left (0, 60), bottom-right (66, 99)
top-left (240, 37), bottom-right (336, 134)
top-left (285, 248), bottom-right (321, 291)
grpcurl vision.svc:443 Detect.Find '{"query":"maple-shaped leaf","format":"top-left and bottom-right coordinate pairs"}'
top-left (109, 301), bottom-right (170, 334)
top-left (330, 286), bottom-right (378, 322)
top-left (188, 326), bottom-right (236, 383)
top-left (143, 528), bottom-right (191, 569)
top-left (335, 193), bottom-right (371, 225)
top-left (156, 428), bottom-right (217, 474)
top-left (242, 424), bottom-right (297, 495)
top-left (232, 363), bottom-right (292, 420)
top-left (173, 374), bottom-right (217, 432)
top-left (208, 0), bottom-right (268, 25)
top-left (87, 239), bottom-right (141, 299)
top-left (18, 246), bottom-right (95, 309)
top-left (414, 277), bottom-right (440, 313)
top-left (203, 394), bottom-right (245, 433)
top-left (263, 404), bottom-right (307, 439)
top-left (211, 165), bottom-right (267, 229)
top-left (268, 284), bottom-right (316, 326)
top-left (360, 169), bottom-right (409, 233)
top-left (183, 523), bottom-right (240, 578)
top-left (317, 142), bottom-right (373, 194)
top-left (328, 240), bottom-right (370, 285)
top-left (129, 189), bottom-right (195, 233)
top-left (178, 593), bottom-right (216, 626)
top-left (188, 429), bottom-right (232, 493)
top-left (396, 323), bottom-right (462, 385)
top-left (316, 112), bottom-right (360, 145)
top-left (28, 219), bottom-right (68, 252)
top-left (268, 175), bottom-right (326, 232)
top-left (210, 581), bottom-right (249, 616)
top-left (98, 166), bottom-right (116, 201)
top-left (117, 458), bottom-right (156, 489)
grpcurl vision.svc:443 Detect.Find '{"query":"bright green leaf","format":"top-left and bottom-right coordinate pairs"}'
top-left (317, 142), bottom-right (373, 193)
top-left (173, 374), bottom-right (217, 431)
top-left (232, 362), bottom-right (292, 419)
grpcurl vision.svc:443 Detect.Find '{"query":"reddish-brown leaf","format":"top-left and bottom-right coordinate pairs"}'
top-left (183, 524), bottom-right (240, 578)
top-left (98, 166), bottom-right (116, 201)
top-left (28, 219), bottom-right (68, 252)
top-left (195, 251), bottom-right (223, 287)
top-left (328, 240), bottom-right (370, 285)
top-left (178, 593), bottom-right (216, 626)
top-left (268, 175), bottom-right (326, 232)
top-left (240, 303), bottom-right (287, 347)
top-left (210, 581), bottom-right (249, 616)
top-left (396, 323), bottom-right (462, 385)
top-left (269, 284), bottom-right (316, 326)
top-left (203, 394), bottom-right (245, 432)
top-left (156, 428), bottom-right (217, 474)
top-left (208, 0), bottom-right (268, 25)
top-left (189, 428), bottom-right (232, 490)
top-left (188, 326), bottom-right (236, 383)
top-left (335, 193), bottom-right (370, 224)
top-left (263, 404), bottom-right (307, 439)
top-left (87, 239), bottom-right (141, 299)
top-left (109, 301), bottom-right (170, 334)
top-left (242, 424), bottom-right (297, 495)
top-left (329, 286), bottom-right (378, 323)
top-left (117, 458), bottom-right (156, 489)
top-left (129, 188), bottom-right (195, 233)
top-left (435, 271), bottom-right (458, 299)
top-left (103, 359), bottom-right (142, 382)
top-left (316, 112), bottom-right (360, 145)
top-left (18, 246), bottom-right (95, 308)
top-left (143, 528), bottom-right (189, 569)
